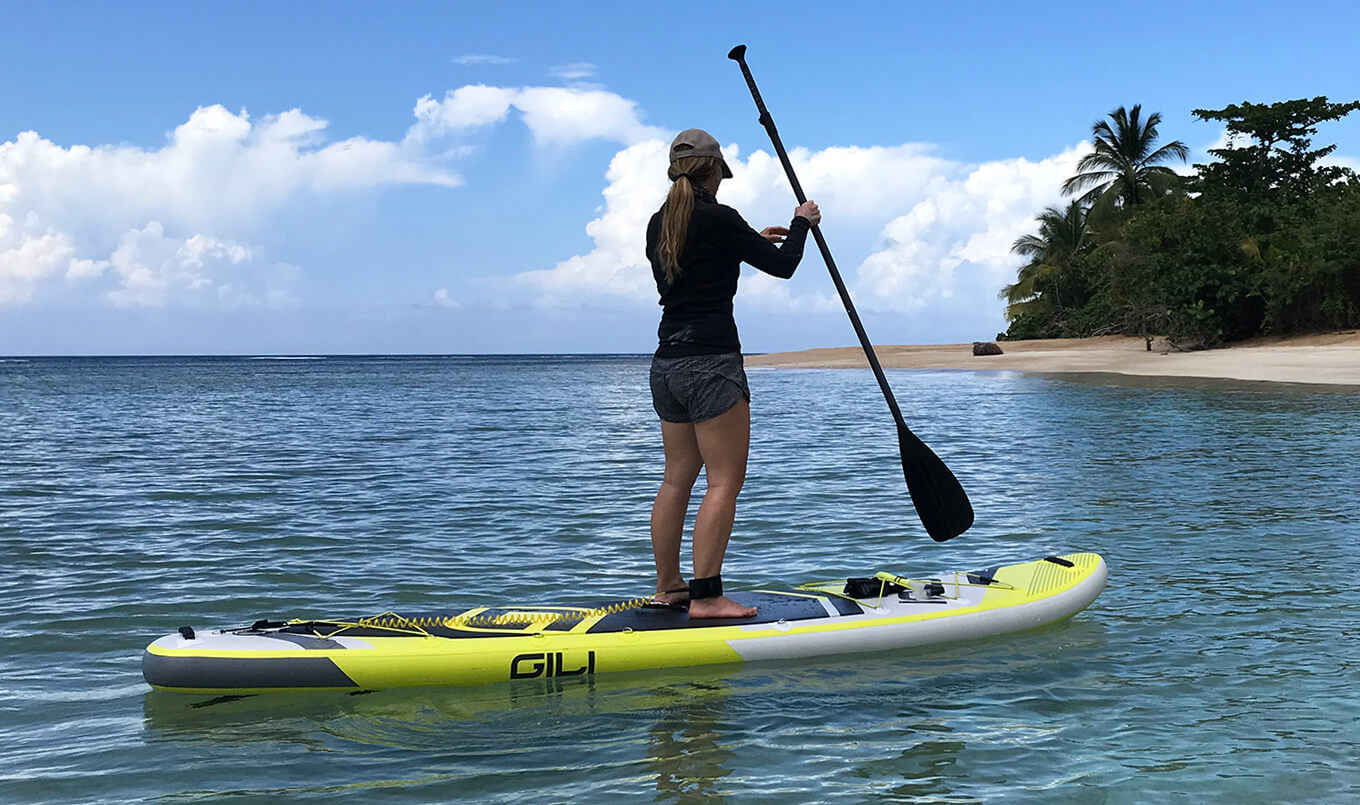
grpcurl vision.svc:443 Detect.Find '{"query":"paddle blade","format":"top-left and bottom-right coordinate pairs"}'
top-left (898, 424), bottom-right (974, 541)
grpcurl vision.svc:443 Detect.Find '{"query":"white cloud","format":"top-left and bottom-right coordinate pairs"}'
top-left (549, 62), bottom-right (597, 81)
top-left (718, 143), bottom-right (956, 223)
top-left (857, 146), bottom-right (1086, 312)
top-left (739, 271), bottom-right (840, 314)
top-left (411, 86), bottom-right (517, 137)
top-left (5, 84), bottom-right (666, 312)
top-left (454, 53), bottom-right (516, 65)
top-left (102, 222), bottom-right (294, 308)
top-left (0, 222), bottom-right (76, 305)
top-left (1202, 126), bottom-right (1234, 155)
top-left (5, 77), bottom-right (1116, 337)
top-left (408, 85), bottom-right (666, 147)
top-left (511, 136), bottom-right (1088, 316)
top-left (513, 139), bottom-right (668, 305)
top-left (2, 107), bottom-right (457, 236)
top-left (0, 104), bottom-right (456, 308)
top-left (66, 257), bottom-right (109, 281)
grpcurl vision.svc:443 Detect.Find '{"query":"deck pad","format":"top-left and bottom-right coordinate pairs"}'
top-left (589, 591), bottom-right (848, 632)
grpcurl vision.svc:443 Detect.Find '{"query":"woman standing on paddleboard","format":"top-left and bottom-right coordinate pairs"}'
top-left (646, 128), bottom-right (820, 619)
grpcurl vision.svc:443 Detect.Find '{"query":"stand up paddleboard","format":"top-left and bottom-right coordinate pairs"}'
top-left (143, 552), bottom-right (1106, 694)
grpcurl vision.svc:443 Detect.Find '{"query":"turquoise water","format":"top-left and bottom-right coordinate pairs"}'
top-left (2, 356), bottom-right (1358, 802)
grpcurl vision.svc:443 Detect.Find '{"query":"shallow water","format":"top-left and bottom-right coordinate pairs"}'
top-left (2, 356), bottom-right (1357, 802)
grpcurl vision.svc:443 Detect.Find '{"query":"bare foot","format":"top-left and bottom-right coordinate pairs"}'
top-left (652, 588), bottom-right (689, 606)
top-left (688, 596), bottom-right (757, 619)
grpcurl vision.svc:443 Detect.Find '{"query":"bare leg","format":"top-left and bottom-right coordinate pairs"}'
top-left (689, 398), bottom-right (757, 619)
top-left (651, 420), bottom-right (702, 602)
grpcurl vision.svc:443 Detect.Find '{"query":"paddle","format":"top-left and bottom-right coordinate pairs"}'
top-left (727, 44), bottom-right (974, 541)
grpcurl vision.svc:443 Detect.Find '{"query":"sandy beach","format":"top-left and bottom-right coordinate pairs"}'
top-left (747, 332), bottom-right (1360, 386)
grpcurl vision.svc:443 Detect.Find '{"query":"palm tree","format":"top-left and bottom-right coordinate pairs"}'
top-left (1063, 105), bottom-right (1188, 209)
top-left (1000, 201), bottom-right (1090, 323)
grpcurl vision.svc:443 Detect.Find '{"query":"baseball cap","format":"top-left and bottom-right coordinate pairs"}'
top-left (669, 128), bottom-right (734, 178)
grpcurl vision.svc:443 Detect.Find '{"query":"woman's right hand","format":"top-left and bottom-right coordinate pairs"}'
top-left (795, 200), bottom-right (821, 227)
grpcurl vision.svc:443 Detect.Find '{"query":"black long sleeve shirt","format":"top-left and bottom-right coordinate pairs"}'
top-left (645, 187), bottom-right (810, 357)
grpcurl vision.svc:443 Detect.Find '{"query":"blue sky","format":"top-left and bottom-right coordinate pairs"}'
top-left (3, 0), bottom-right (1358, 355)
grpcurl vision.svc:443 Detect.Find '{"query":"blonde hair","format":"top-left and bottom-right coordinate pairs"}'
top-left (657, 155), bottom-right (725, 283)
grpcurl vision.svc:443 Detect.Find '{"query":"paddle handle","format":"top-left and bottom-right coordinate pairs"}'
top-left (727, 45), bottom-right (908, 431)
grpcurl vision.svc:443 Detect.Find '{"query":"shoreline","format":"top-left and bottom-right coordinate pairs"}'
top-left (746, 333), bottom-right (1360, 386)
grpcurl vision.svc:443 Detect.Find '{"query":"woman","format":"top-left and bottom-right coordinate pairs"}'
top-left (645, 128), bottom-right (820, 619)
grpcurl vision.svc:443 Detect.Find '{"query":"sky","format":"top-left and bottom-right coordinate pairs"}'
top-left (3, 1), bottom-right (1359, 355)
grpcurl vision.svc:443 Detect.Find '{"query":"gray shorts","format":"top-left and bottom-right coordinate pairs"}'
top-left (650, 353), bottom-right (750, 423)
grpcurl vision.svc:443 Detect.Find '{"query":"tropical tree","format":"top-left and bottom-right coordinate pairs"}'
top-left (1000, 200), bottom-right (1091, 327)
top-left (1001, 96), bottom-right (1360, 346)
top-left (1192, 96), bottom-right (1360, 205)
top-left (1062, 105), bottom-right (1188, 209)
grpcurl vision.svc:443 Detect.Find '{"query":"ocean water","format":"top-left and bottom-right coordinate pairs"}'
top-left (1, 355), bottom-right (1357, 803)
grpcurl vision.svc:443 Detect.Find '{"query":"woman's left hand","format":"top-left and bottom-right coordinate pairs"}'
top-left (760, 226), bottom-right (790, 244)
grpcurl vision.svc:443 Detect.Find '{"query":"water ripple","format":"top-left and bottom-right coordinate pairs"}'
top-left (2, 356), bottom-right (1358, 802)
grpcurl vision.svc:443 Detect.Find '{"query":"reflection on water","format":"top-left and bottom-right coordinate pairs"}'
top-left (136, 622), bottom-right (1112, 801)
top-left (645, 682), bottom-right (735, 803)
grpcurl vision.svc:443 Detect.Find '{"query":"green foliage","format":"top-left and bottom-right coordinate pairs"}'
top-left (1062, 105), bottom-right (1189, 208)
top-left (999, 201), bottom-right (1096, 336)
top-left (1251, 183), bottom-right (1360, 332)
top-left (1192, 97), bottom-right (1360, 205)
top-left (1000, 97), bottom-right (1360, 347)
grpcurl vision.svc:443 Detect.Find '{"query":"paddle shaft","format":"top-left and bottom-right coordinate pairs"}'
top-left (727, 47), bottom-right (908, 431)
top-left (728, 45), bottom-right (974, 541)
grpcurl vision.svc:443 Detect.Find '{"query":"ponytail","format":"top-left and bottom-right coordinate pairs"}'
top-left (657, 155), bottom-right (723, 283)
